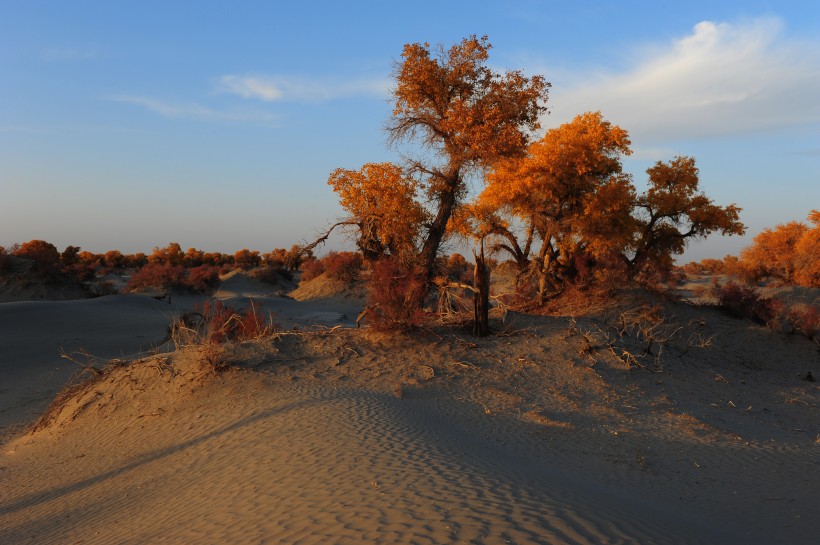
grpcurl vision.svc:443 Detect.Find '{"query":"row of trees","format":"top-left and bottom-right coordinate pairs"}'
top-left (318, 35), bottom-right (745, 330)
top-left (0, 240), bottom-right (311, 279)
top-left (684, 211), bottom-right (819, 288)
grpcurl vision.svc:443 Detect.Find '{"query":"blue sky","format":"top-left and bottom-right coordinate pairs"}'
top-left (1, 1), bottom-right (818, 261)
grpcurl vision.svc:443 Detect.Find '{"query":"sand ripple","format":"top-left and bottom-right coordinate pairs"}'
top-left (1, 380), bottom-right (744, 544)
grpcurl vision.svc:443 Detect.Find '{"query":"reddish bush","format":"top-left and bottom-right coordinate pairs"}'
top-left (322, 251), bottom-right (363, 282)
top-left (366, 257), bottom-right (427, 330)
top-left (713, 282), bottom-right (782, 325)
top-left (300, 258), bottom-right (325, 281)
top-left (63, 263), bottom-right (96, 282)
top-left (252, 266), bottom-right (293, 285)
top-left (127, 263), bottom-right (187, 292)
top-left (185, 265), bottom-right (220, 293)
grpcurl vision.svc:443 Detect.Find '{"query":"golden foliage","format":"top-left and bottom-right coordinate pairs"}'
top-left (328, 162), bottom-right (428, 261)
top-left (739, 211), bottom-right (820, 287)
top-left (391, 35), bottom-right (549, 174)
top-left (473, 112), bottom-right (635, 289)
top-left (463, 115), bottom-right (744, 293)
top-left (630, 156), bottom-right (745, 277)
top-left (388, 35), bottom-right (550, 279)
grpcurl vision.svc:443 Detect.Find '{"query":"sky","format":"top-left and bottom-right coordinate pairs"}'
top-left (1, 0), bottom-right (818, 262)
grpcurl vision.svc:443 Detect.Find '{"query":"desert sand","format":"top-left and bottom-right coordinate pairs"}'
top-left (1, 271), bottom-right (818, 544)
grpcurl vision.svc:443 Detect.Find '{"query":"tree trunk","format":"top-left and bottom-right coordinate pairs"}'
top-left (473, 243), bottom-right (490, 337)
top-left (419, 171), bottom-right (460, 284)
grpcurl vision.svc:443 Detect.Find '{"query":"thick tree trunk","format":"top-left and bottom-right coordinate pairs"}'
top-left (419, 174), bottom-right (459, 283)
top-left (473, 243), bottom-right (490, 337)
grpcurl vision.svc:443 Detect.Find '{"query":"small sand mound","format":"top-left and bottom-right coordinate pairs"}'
top-left (23, 348), bottom-right (228, 441)
top-left (0, 256), bottom-right (89, 302)
top-left (290, 271), bottom-right (367, 303)
top-left (215, 269), bottom-right (293, 298)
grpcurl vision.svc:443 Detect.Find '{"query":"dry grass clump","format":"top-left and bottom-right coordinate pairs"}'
top-left (170, 299), bottom-right (278, 347)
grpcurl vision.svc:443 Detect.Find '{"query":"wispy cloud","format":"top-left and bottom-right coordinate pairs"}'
top-left (216, 74), bottom-right (390, 102)
top-left (547, 17), bottom-right (820, 142)
top-left (41, 46), bottom-right (99, 61)
top-left (108, 95), bottom-right (279, 125)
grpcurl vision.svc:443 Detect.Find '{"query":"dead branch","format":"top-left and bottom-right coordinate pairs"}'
top-left (301, 220), bottom-right (358, 256)
top-left (356, 305), bottom-right (378, 328)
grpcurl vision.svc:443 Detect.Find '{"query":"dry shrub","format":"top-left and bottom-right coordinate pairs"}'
top-left (713, 282), bottom-right (781, 325)
top-left (88, 280), bottom-right (117, 297)
top-left (175, 300), bottom-right (277, 345)
top-left (366, 257), bottom-right (427, 330)
top-left (786, 306), bottom-right (819, 341)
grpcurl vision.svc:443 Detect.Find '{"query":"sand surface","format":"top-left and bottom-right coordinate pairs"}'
top-left (1, 273), bottom-right (818, 544)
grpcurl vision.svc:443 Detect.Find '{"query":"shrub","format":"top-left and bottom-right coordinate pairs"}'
top-left (64, 263), bottom-right (96, 282)
top-left (365, 257), bottom-right (427, 330)
top-left (127, 263), bottom-right (187, 292)
top-left (300, 252), bottom-right (364, 283)
top-left (252, 266), bottom-right (293, 285)
top-left (713, 282), bottom-right (781, 325)
top-left (322, 251), bottom-right (363, 282)
top-left (89, 280), bottom-right (118, 297)
top-left (185, 265), bottom-right (221, 293)
top-left (300, 258), bottom-right (324, 281)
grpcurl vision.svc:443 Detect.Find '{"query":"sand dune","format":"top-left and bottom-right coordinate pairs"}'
top-left (1, 277), bottom-right (817, 544)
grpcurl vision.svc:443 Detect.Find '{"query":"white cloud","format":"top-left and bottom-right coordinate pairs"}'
top-left (218, 76), bottom-right (284, 101)
top-left (216, 74), bottom-right (390, 102)
top-left (547, 17), bottom-right (820, 142)
top-left (108, 96), bottom-right (279, 125)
